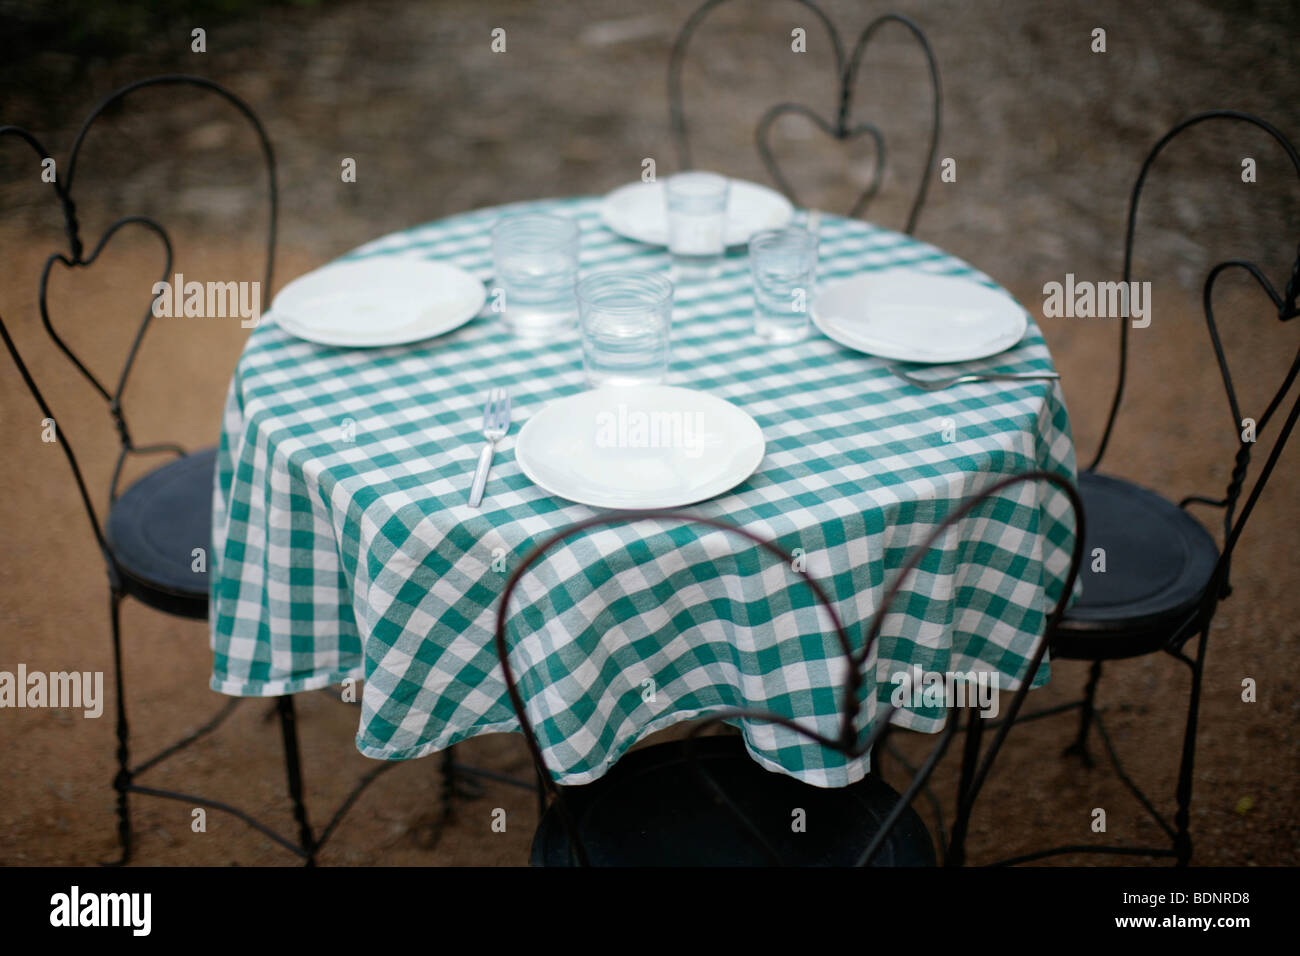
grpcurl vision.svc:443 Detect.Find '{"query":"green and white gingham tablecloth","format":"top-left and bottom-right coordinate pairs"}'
top-left (210, 196), bottom-right (1078, 788)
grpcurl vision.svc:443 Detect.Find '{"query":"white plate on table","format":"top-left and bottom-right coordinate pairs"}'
top-left (810, 270), bottom-right (1029, 364)
top-left (515, 385), bottom-right (765, 509)
top-left (600, 178), bottom-right (794, 247)
top-left (271, 258), bottom-right (486, 347)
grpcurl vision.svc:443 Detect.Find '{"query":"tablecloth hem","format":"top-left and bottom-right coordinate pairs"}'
top-left (357, 705), bottom-right (875, 789)
top-left (210, 667), bottom-right (365, 698)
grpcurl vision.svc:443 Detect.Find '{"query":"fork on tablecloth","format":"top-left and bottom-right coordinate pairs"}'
top-left (888, 366), bottom-right (1060, 391)
top-left (468, 388), bottom-right (511, 508)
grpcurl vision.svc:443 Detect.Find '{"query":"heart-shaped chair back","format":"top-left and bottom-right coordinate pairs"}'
top-left (668, 2), bottom-right (941, 234)
top-left (494, 471), bottom-right (1084, 866)
top-left (0, 74), bottom-right (277, 573)
top-left (1085, 110), bottom-right (1300, 612)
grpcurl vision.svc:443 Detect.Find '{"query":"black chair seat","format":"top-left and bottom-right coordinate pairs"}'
top-left (1051, 471), bottom-right (1218, 660)
top-left (530, 735), bottom-right (935, 866)
top-left (106, 447), bottom-right (217, 620)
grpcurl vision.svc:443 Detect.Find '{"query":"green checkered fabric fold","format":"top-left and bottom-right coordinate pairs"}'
top-left (210, 197), bottom-right (1077, 787)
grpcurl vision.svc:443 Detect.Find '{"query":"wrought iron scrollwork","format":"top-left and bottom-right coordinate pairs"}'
top-left (1091, 110), bottom-right (1300, 601)
top-left (669, 0), bottom-right (941, 233)
top-left (495, 472), bottom-right (1084, 866)
top-left (0, 74), bottom-right (381, 867)
top-left (0, 74), bottom-right (277, 553)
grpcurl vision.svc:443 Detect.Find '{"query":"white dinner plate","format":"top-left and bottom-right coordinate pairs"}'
top-left (810, 270), bottom-right (1029, 364)
top-left (600, 178), bottom-right (794, 248)
top-left (515, 385), bottom-right (766, 509)
top-left (271, 258), bottom-right (486, 347)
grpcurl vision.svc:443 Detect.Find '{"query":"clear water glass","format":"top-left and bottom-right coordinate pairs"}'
top-left (749, 227), bottom-right (817, 343)
top-left (664, 171), bottom-right (730, 280)
top-left (492, 213), bottom-right (580, 336)
top-left (578, 271), bottom-right (673, 387)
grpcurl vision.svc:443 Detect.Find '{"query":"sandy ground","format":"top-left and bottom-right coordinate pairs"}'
top-left (0, 0), bottom-right (1297, 866)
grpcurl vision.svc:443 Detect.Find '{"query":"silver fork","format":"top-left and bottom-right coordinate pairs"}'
top-left (468, 388), bottom-right (511, 508)
top-left (889, 366), bottom-right (1060, 392)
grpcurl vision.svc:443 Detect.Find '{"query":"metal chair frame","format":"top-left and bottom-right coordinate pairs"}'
top-left (992, 110), bottom-right (1300, 867)
top-left (1, 74), bottom-right (396, 866)
top-left (493, 472), bottom-right (1084, 866)
top-left (668, 0), bottom-right (941, 234)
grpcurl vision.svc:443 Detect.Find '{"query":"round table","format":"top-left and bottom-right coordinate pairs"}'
top-left (209, 196), bottom-right (1078, 787)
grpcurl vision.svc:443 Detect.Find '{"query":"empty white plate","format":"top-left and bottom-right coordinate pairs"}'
top-left (271, 258), bottom-right (486, 347)
top-left (600, 178), bottom-right (793, 248)
top-left (810, 270), bottom-right (1029, 364)
top-left (515, 385), bottom-right (765, 509)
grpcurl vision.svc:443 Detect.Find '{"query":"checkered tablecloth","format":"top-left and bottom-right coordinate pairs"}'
top-left (210, 196), bottom-right (1078, 787)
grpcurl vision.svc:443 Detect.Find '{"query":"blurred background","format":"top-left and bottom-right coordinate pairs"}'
top-left (0, 0), bottom-right (1297, 865)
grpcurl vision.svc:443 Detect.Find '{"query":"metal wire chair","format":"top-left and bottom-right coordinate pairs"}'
top-left (493, 471), bottom-right (1084, 866)
top-left (668, 0), bottom-right (941, 233)
top-left (0, 74), bottom-right (394, 865)
top-left (993, 110), bottom-right (1300, 866)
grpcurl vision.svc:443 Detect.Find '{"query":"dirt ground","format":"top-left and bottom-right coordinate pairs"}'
top-left (0, 0), bottom-right (1297, 866)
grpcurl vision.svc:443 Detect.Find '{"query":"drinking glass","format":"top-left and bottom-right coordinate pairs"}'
top-left (577, 271), bottom-right (673, 387)
top-left (491, 213), bottom-right (580, 336)
top-left (748, 227), bottom-right (817, 343)
top-left (664, 171), bottom-right (730, 280)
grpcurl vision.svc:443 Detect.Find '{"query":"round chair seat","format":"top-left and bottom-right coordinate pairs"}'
top-left (530, 735), bottom-right (935, 867)
top-left (106, 447), bottom-right (217, 619)
top-left (1051, 470), bottom-right (1219, 660)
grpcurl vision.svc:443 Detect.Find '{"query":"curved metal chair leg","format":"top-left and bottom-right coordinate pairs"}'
top-left (437, 744), bottom-right (480, 803)
top-left (275, 695), bottom-right (317, 865)
top-left (440, 747), bottom-right (457, 827)
top-left (104, 589), bottom-right (133, 867)
top-left (1172, 628), bottom-right (1210, 867)
top-left (946, 708), bottom-right (986, 866)
top-left (1063, 659), bottom-right (1103, 766)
